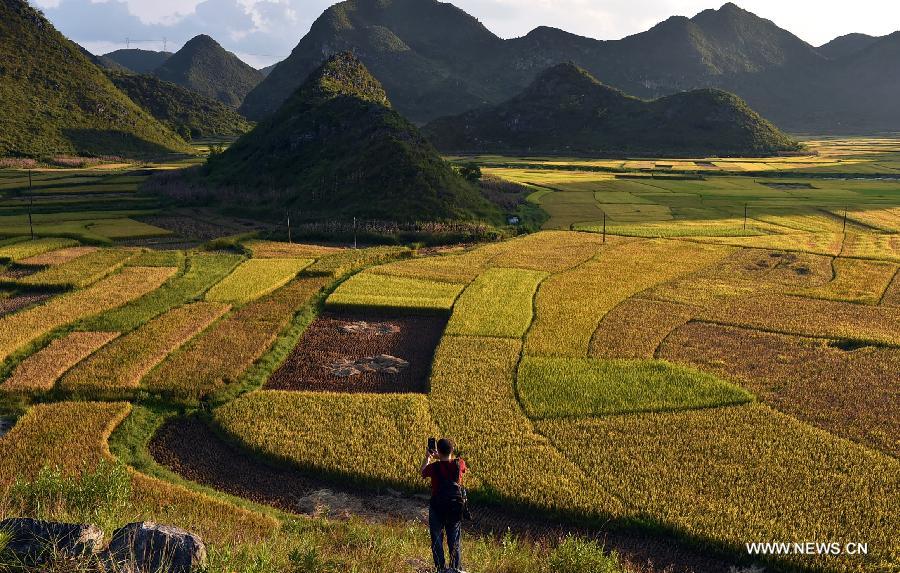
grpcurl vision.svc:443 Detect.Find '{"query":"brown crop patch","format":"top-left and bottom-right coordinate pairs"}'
top-left (266, 312), bottom-right (447, 394)
top-left (659, 322), bottom-right (900, 457)
top-left (0, 293), bottom-right (52, 316)
top-left (590, 298), bottom-right (696, 359)
top-left (3, 331), bottom-right (119, 392)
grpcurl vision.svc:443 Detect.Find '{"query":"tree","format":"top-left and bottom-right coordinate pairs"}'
top-left (457, 162), bottom-right (482, 182)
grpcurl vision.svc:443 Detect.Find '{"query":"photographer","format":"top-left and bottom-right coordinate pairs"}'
top-left (421, 437), bottom-right (468, 573)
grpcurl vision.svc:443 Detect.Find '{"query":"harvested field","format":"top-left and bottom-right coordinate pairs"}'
top-left (266, 312), bottom-right (447, 394)
top-left (660, 322), bottom-right (900, 457)
top-left (445, 268), bottom-right (546, 339)
top-left (14, 248), bottom-right (137, 289)
top-left (488, 231), bottom-right (607, 273)
top-left (0, 266), bottom-right (176, 362)
top-left (58, 302), bottom-right (229, 393)
top-left (590, 298), bottom-right (696, 358)
top-left (793, 257), bottom-right (897, 304)
top-left (517, 357), bottom-right (751, 418)
top-left (143, 276), bottom-right (328, 400)
top-left (17, 246), bottom-right (98, 266)
top-left (206, 258), bottom-right (312, 305)
top-left (2, 331), bottom-right (119, 392)
top-left (0, 292), bottom-right (52, 317)
top-left (327, 273), bottom-right (464, 312)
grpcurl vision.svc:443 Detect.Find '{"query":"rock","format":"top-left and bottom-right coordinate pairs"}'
top-left (104, 522), bottom-right (206, 573)
top-left (0, 518), bottom-right (104, 565)
top-left (0, 418), bottom-right (12, 438)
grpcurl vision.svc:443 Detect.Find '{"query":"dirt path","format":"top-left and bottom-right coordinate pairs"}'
top-left (150, 418), bottom-right (748, 573)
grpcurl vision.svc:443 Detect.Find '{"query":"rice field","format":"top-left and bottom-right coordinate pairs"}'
top-left (518, 357), bottom-right (752, 418)
top-left (206, 258), bottom-right (313, 305)
top-left (1, 331), bottom-right (119, 392)
top-left (11, 248), bottom-right (137, 289)
top-left (1, 140), bottom-right (898, 573)
top-left (58, 302), bottom-right (229, 394)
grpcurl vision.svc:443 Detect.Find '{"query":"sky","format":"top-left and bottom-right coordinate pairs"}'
top-left (30, 0), bottom-right (900, 68)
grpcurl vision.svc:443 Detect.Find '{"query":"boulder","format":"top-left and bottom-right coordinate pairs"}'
top-left (0, 518), bottom-right (104, 565)
top-left (104, 522), bottom-right (206, 573)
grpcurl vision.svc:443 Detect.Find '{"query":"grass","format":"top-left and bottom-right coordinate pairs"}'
top-left (206, 258), bottom-right (313, 305)
top-left (143, 277), bottom-right (328, 402)
top-left (517, 357), bottom-right (752, 418)
top-left (793, 257), bottom-right (898, 304)
top-left (215, 391), bottom-right (439, 490)
top-left (537, 403), bottom-right (900, 573)
top-left (0, 266), bottom-right (176, 363)
top-left (446, 268), bottom-right (547, 338)
top-left (11, 248), bottom-right (137, 289)
top-left (58, 302), bottom-right (229, 395)
top-left (79, 253), bottom-right (241, 333)
top-left (525, 239), bottom-right (730, 357)
top-left (0, 238), bottom-right (79, 263)
top-left (327, 273), bottom-right (464, 312)
top-left (1, 331), bottom-right (119, 392)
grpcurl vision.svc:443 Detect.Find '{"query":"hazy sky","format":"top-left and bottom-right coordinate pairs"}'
top-left (31, 0), bottom-right (900, 68)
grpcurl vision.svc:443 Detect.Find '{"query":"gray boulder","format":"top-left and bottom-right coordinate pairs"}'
top-left (104, 522), bottom-right (206, 573)
top-left (0, 518), bottom-right (104, 565)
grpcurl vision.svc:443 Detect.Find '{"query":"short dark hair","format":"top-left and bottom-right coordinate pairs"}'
top-left (436, 438), bottom-right (454, 456)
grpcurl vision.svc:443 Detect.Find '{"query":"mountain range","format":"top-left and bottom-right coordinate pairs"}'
top-left (152, 35), bottom-right (264, 107)
top-left (424, 63), bottom-right (799, 157)
top-left (202, 52), bottom-right (498, 222)
top-left (241, 0), bottom-right (900, 133)
top-left (0, 0), bottom-right (189, 158)
top-left (103, 49), bottom-right (173, 74)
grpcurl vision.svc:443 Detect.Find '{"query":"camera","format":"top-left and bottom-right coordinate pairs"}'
top-left (428, 437), bottom-right (436, 453)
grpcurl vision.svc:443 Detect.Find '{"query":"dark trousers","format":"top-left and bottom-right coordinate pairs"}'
top-left (429, 505), bottom-right (462, 571)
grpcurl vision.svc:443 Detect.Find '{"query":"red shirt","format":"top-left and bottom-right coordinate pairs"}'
top-left (422, 459), bottom-right (467, 496)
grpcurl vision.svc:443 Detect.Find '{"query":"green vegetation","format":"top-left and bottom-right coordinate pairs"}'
top-left (202, 53), bottom-right (500, 223)
top-left (152, 35), bottom-right (263, 108)
top-left (206, 258), bottom-right (313, 305)
top-left (425, 63), bottom-right (800, 157)
top-left (0, 0), bottom-right (190, 157)
top-left (102, 48), bottom-right (171, 74)
top-left (108, 72), bottom-right (254, 139)
top-left (79, 253), bottom-right (241, 332)
top-left (327, 273), bottom-right (464, 312)
top-left (446, 268), bottom-right (546, 338)
top-left (517, 357), bottom-right (752, 418)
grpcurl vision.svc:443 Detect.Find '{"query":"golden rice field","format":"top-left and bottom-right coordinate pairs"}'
top-left (1, 138), bottom-right (898, 573)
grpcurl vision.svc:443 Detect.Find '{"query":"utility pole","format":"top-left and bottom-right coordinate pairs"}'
top-left (126, 37), bottom-right (130, 49)
top-left (27, 169), bottom-right (35, 241)
top-left (842, 207), bottom-right (848, 233)
top-left (353, 217), bottom-right (357, 249)
top-left (163, 37), bottom-right (167, 52)
top-left (602, 211), bottom-right (607, 244)
top-left (743, 203), bottom-right (748, 231)
top-left (286, 212), bottom-right (292, 244)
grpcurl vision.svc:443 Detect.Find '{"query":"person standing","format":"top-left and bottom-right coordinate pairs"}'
top-left (421, 438), bottom-right (467, 573)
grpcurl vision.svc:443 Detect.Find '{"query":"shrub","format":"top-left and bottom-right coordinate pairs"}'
top-left (548, 536), bottom-right (622, 573)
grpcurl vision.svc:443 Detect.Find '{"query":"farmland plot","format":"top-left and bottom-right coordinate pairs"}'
top-left (17, 246), bottom-right (98, 266)
top-left (206, 258), bottom-right (313, 305)
top-left (59, 302), bottom-right (229, 394)
top-left (446, 268), bottom-right (546, 338)
top-left (11, 248), bottom-right (137, 289)
top-left (792, 257), bottom-right (897, 304)
top-left (2, 331), bottom-right (119, 392)
top-left (327, 273), bottom-right (464, 312)
top-left (0, 238), bottom-right (79, 262)
top-left (0, 266), bottom-right (176, 363)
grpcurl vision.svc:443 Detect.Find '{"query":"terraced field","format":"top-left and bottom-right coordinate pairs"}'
top-left (1, 138), bottom-right (898, 573)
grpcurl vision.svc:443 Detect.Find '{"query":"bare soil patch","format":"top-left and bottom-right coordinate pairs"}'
top-left (660, 321), bottom-right (900, 457)
top-left (266, 312), bottom-right (447, 394)
top-left (763, 182), bottom-right (816, 190)
top-left (151, 417), bottom-right (744, 573)
top-left (0, 293), bottom-right (52, 317)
